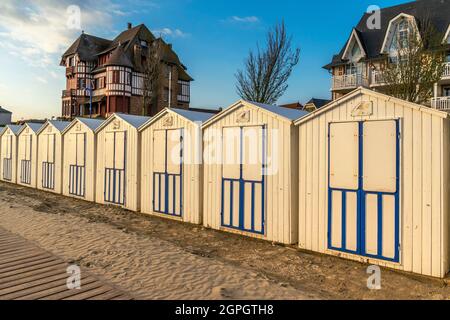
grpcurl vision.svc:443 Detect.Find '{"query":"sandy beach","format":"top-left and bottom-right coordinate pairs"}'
top-left (0, 181), bottom-right (449, 300)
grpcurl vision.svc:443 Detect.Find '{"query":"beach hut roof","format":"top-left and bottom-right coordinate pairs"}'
top-left (17, 122), bottom-right (44, 135)
top-left (96, 113), bottom-right (151, 132)
top-left (0, 124), bottom-right (22, 135)
top-left (202, 100), bottom-right (309, 129)
top-left (139, 108), bottom-right (215, 131)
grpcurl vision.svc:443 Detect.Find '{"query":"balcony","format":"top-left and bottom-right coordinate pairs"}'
top-left (431, 97), bottom-right (450, 111)
top-left (332, 74), bottom-right (369, 90)
top-left (62, 89), bottom-right (76, 98)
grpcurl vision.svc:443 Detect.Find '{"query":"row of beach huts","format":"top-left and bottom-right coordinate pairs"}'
top-left (1, 88), bottom-right (450, 279)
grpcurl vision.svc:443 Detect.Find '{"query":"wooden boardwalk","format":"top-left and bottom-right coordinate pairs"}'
top-left (0, 227), bottom-right (131, 300)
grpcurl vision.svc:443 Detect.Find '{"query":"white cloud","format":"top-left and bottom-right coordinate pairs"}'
top-left (0, 0), bottom-right (130, 69)
top-left (152, 28), bottom-right (189, 38)
top-left (35, 76), bottom-right (48, 84)
top-left (230, 16), bottom-right (260, 23)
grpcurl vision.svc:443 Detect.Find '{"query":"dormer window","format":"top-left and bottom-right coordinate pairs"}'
top-left (351, 43), bottom-right (361, 60)
top-left (140, 40), bottom-right (148, 48)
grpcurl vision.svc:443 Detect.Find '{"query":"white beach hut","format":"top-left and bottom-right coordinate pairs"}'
top-left (295, 87), bottom-right (450, 278)
top-left (140, 108), bottom-right (215, 224)
top-left (202, 100), bottom-right (308, 244)
top-left (95, 113), bottom-right (150, 212)
top-left (62, 118), bottom-right (104, 202)
top-left (0, 125), bottom-right (22, 183)
top-left (17, 123), bottom-right (43, 188)
top-left (36, 120), bottom-right (71, 194)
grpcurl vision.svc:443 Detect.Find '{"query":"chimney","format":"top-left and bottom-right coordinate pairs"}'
top-left (127, 22), bottom-right (132, 30)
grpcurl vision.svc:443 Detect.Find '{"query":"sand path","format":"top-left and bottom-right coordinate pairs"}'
top-left (0, 198), bottom-right (312, 300)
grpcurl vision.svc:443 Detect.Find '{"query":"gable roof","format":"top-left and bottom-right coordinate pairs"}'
top-left (202, 100), bottom-right (309, 129)
top-left (103, 45), bottom-right (134, 68)
top-left (76, 118), bottom-right (104, 131)
top-left (1, 124), bottom-right (22, 136)
top-left (18, 122), bottom-right (44, 135)
top-left (324, 0), bottom-right (450, 69)
top-left (279, 102), bottom-right (304, 110)
top-left (341, 29), bottom-right (367, 60)
top-left (96, 113), bottom-right (151, 132)
top-left (294, 87), bottom-right (449, 126)
top-left (140, 108), bottom-right (215, 131)
top-left (305, 98), bottom-right (331, 109)
top-left (37, 120), bottom-right (71, 135)
top-left (0, 106), bottom-right (12, 114)
top-left (61, 24), bottom-right (193, 81)
top-left (61, 118), bottom-right (104, 135)
top-left (61, 33), bottom-right (111, 62)
top-left (171, 108), bottom-right (216, 123)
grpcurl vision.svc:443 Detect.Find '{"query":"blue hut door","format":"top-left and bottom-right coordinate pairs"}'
top-left (221, 126), bottom-right (266, 235)
top-left (104, 131), bottom-right (126, 205)
top-left (2, 135), bottom-right (13, 181)
top-left (69, 133), bottom-right (86, 197)
top-left (152, 129), bottom-right (183, 217)
top-left (328, 120), bottom-right (400, 262)
top-left (20, 134), bottom-right (32, 185)
top-left (42, 134), bottom-right (56, 190)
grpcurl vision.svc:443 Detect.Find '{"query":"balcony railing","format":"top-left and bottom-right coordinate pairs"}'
top-left (371, 70), bottom-right (386, 86)
top-left (431, 97), bottom-right (450, 110)
top-left (332, 74), bottom-right (369, 90)
top-left (443, 62), bottom-right (450, 78)
top-left (62, 89), bottom-right (76, 98)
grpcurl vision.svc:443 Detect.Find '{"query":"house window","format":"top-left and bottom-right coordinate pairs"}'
top-left (95, 77), bottom-right (106, 89)
top-left (125, 72), bottom-right (131, 85)
top-left (78, 78), bottom-right (86, 89)
top-left (350, 42), bottom-right (361, 60)
top-left (177, 80), bottom-right (190, 103)
top-left (112, 70), bottom-right (120, 84)
top-left (345, 63), bottom-right (360, 75)
top-left (444, 87), bottom-right (450, 97)
top-left (140, 40), bottom-right (148, 48)
top-left (398, 20), bottom-right (409, 49)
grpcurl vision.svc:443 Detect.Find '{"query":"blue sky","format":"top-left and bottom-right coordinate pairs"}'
top-left (0, 0), bottom-right (409, 120)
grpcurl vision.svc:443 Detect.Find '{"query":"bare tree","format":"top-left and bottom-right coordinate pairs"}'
top-left (142, 40), bottom-right (163, 116)
top-left (382, 17), bottom-right (446, 104)
top-left (236, 21), bottom-right (300, 105)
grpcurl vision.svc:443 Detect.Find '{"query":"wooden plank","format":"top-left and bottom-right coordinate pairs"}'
top-left (0, 228), bottom-right (131, 300)
top-left (9, 277), bottom-right (98, 300)
top-left (0, 269), bottom-right (66, 291)
top-left (0, 248), bottom-right (41, 259)
top-left (0, 264), bottom-right (68, 285)
top-left (0, 260), bottom-right (64, 280)
top-left (0, 253), bottom-right (51, 268)
top-left (62, 286), bottom-right (116, 301)
top-left (0, 246), bottom-right (38, 256)
top-left (32, 279), bottom-right (103, 300)
top-left (0, 252), bottom-right (50, 266)
top-left (0, 273), bottom-right (69, 296)
top-left (0, 257), bottom-right (57, 273)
